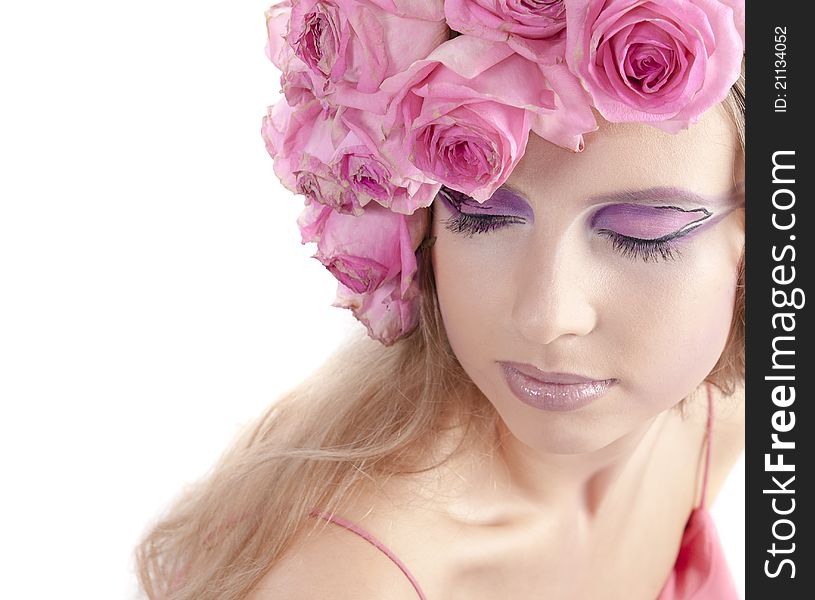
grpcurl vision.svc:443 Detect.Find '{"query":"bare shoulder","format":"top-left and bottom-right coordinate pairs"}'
top-left (246, 517), bottom-right (422, 600)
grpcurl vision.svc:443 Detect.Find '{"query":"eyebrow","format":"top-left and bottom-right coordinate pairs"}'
top-left (498, 182), bottom-right (744, 209)
top-left (587, 185), bottom-right (742, 208)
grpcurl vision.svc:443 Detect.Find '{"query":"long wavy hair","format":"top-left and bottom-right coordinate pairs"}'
top-left (133, 71), bottom-right (746, 600)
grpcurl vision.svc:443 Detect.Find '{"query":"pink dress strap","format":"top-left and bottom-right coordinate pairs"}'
top-left (698, 383), bottom-right (715, 509)
top-left (308, 509), bottom-right (427, 600)
top-left (656, 383), bottom-right (740, 599)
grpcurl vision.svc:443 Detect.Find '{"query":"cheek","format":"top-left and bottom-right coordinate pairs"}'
top-left (605, 235), bottom-right (739, 404)
top-left (431, 228), bottom-right (517, 364)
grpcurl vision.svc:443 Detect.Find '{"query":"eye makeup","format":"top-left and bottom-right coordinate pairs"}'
top-left (590, 202), bottom-right (714, 262)
top-left (439, 185), bottom-right (535, 220)
top-left (438, 185), bottom-right (532, 236)
top-left (438, 184), bottom-right (727, 263)
top-left (591, 204), bottom-right (712, 240)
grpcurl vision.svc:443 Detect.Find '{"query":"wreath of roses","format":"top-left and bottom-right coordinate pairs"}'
top-left (261, 0), bottom-right (745, 345)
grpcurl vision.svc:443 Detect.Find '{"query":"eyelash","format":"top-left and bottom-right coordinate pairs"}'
top-left (443, 199), bottom-right (703, 263)
top-left (596, 230), bottom-right (684, 263)
top-left (443, 213), bottom-right (526, 236)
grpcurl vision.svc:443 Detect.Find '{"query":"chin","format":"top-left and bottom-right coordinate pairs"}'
top-left (491, 383), bottom-right (681, 457)
top-left (496, 408), bottom-right (636, 456)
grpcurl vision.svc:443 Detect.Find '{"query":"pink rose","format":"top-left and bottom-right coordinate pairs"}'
top-left (261, 97), bottom-right (326, 192)
top-left (719, 0), bottom-right (745, 44)
top-left (297, 201), bottom-right (428, 344)
top-left (286, 0), bottom-right (448, 101)
top-left (333, 276), bottom-right (421, 346)
top-left (270, 39), bottom-right (322, 109)
top-left (338, 107), bottom-right (442, 214)
top-left (262, 100), bottom-right (379, 215)
top-left (565, 0), bottom-right (745, 131)
top-left (263, 98), bottom-right (440, 215)
top-left (295, 162), bottom-right (360, 214)
top-left (365, 0), bottom-right (444, 21)
top-left (383, 35), bottom-right (595, 201)
top-left (532, 53), bottom-right (598, 152)
top-left (296, 200), bottom-right (334, 243)
top-left (444, 0), bottom-right (568, 63)
top-left (306, 202), bottom-right (426, 294)
top-left (266, 1), bottom-right (320, 107)
top-left (445, 1), bottom-right (566, 45)
top-left (265, 1), bottom-right (293, 69)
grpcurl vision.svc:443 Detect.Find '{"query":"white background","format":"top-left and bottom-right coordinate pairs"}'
top-left (0, 2), bottom-right (743, 598)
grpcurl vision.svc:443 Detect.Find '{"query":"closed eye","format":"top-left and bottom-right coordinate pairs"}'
top-left (595, 209), bottom-right (711, 262)
top-left (444, 213), bottom-right (526, 236)
top-left (437, 186), bottom-right (529, 237)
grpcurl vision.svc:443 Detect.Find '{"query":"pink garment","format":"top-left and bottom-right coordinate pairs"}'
top-left (656, 386), bottom-right (740, 600)
top-left (309, 386), bottom-right (739, 599)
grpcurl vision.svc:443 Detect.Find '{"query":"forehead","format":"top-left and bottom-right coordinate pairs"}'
top-left (507, 106), bottom-right (739, 202)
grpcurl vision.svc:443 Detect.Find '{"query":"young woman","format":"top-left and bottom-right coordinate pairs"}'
top-left (135, 1), bottom-right (745, 598)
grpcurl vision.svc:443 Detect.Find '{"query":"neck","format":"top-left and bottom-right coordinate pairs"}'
top-left (437, 408), bottom-right (672, 529)
top-left (494, 412), bottom-right (670, 520)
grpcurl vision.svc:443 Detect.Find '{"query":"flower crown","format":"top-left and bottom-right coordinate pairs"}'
top-left (261, 0), bottom-right (745, 346)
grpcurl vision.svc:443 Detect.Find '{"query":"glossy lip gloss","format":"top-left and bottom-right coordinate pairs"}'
top-left (499, 361), bottom-right (616, 412)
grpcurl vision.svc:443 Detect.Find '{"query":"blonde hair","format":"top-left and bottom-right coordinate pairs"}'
top-left (708, 61), bottom-right (745, 396)
top-left (134, 73), bottom-right (746, 600)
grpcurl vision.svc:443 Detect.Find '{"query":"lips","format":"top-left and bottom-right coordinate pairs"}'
top-left (499, 361), bottom-right (616, 412)
top-left (502, 362), bottom-right (600, 384)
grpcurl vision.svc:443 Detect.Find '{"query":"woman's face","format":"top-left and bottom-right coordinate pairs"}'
top-left (431, 107), bottom-right (744, 455)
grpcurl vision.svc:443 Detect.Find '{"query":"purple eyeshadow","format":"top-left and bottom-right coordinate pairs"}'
top-left (591, 203), bottom-right (711, 240)
top-left (439, 186), bottom-right (535, 222)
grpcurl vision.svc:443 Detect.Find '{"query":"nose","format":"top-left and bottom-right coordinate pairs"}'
top-left (510, 229), bottom-right (598, 346)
